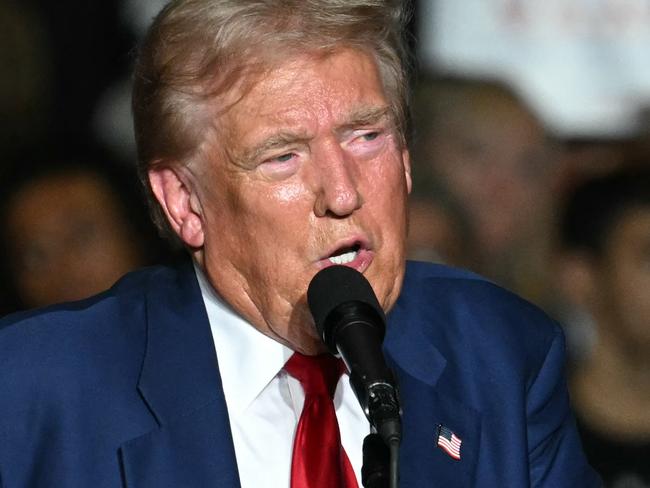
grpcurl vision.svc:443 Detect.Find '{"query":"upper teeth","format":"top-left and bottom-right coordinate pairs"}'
top-left (329, 250), bottom-right (358, 265)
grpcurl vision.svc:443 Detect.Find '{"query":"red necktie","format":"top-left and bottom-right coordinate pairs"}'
top-left (284, 352), bottom-right (359, 488)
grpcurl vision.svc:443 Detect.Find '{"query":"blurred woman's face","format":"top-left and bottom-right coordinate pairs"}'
top-left (6, 171), bottom-right (143, 308)
top-left (595, 208), bottom-right (650, 351)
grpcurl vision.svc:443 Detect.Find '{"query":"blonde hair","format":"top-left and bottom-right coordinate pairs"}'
top-left (132, 0), bottom-right (412, 237)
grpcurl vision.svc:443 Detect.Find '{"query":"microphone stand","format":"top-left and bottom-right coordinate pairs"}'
top-left (362, 432), bottom-right (399, 488)
top-left (350, 368), bottom-right (401, 488)
top-left (362, 433), bottom-right (389, 488)
top-left (388, 438), bottom-right (399, 488)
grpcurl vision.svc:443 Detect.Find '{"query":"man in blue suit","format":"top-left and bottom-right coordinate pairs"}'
top-left (0, 0), bottom-right (599, 486)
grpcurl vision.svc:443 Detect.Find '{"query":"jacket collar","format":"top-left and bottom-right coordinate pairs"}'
top-left (123, 259), bottom-right (455, 487)
top-left (137, 259), bottom-right (449, 420)
top-left (137, 259), bottom-right (224, 425)
top-left (385, 278), bottom-right (448, 389)
top-left (120, 259), bottom-right (241, 487)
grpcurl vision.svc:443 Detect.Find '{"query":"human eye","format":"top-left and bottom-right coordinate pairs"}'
top-left (258, 151), bottom-right (301, 179)
top-left (360, 131), bottom-right (380, 142)
top-left (356, 129), bottom-right (384, 142)
top-left (270, 152), bottom-right (296, 163)
top-left (344, 128), bottom-right (387, 157)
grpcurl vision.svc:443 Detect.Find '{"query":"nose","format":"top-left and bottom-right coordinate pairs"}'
top-left (312, 143), bottom-right (362, 218)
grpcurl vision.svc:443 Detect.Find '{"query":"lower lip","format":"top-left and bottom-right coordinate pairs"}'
top-left (318, 248), bottom-right (374, 273)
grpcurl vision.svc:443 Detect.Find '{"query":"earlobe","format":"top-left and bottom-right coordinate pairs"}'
top-left (148, 166), bottom-right (205, 248)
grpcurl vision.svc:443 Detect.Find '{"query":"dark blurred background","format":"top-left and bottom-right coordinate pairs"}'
top-left (0, 0), bottom-right (136, 158)
top-left (0, 0), bottom-right (176, 317)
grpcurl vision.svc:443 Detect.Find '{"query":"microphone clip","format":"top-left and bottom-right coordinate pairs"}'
top-left (350, 376), bottom-right (402, 446)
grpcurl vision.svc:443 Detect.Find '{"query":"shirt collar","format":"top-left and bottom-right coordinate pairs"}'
top-left (194, 264), bottom-right (293, 416)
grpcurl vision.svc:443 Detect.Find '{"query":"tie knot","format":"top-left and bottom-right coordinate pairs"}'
top-left (285, 352), bottom-right (345, 397)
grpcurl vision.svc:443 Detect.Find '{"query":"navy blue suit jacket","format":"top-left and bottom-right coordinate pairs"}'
top-left (0, 260), bottom-right (600, 487)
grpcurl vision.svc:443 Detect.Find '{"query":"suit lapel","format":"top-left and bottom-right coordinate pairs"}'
top-left (386, 290), bottom-right (481, 487)
top-left (392, 362), bottom-right (482, 487)
top-left (118, 260), bottom-right (482, 487)
top-left (120, 261), bottom-right (241, 487)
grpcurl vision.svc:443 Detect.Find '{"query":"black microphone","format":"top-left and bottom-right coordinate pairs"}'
top-left (307, 265), bottom-right (401, 448)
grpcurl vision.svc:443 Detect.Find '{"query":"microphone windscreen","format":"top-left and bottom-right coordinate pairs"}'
top-left (307, 265), bottom-right (385, 339)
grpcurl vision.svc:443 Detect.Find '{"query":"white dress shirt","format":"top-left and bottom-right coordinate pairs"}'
top-left (195, 266), bottom-right (370, 488)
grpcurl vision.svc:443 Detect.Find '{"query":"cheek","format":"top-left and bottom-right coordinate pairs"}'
top-left (364, 165), bottom-right (409, 300)
top-left (270, 181), bottom-right (308, 205)
top-left (246, 182), bottom-right (312, 233)
top-left (214, 182), bottom-right (313, 258)
top-left (366, 164), bottom-right (409, 216)
top-left (364, 151), bottom-right (406, 188)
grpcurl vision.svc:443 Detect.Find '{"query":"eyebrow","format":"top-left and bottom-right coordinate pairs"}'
top-left (235, 105), bottom-right (393, 165)
top-left (338, 105), bottom-right (392, 131)
top-left (237, 131), bottom-right (311, 166)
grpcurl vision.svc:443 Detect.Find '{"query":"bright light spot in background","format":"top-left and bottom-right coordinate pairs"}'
top-left (419, 0), bottom-right (650, 138)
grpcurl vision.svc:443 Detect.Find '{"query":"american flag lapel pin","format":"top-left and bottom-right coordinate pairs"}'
top-left (436, 424), bottom-right (462, 460)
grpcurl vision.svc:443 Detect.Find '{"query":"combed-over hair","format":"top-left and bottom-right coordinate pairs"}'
top-left (132, 0), bottom-right (413, 238)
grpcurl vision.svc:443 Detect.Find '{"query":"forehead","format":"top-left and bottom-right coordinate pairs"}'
top-left (216, 48), bottom-right (390, 149)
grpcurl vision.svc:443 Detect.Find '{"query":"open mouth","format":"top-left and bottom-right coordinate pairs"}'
top-left (328, 242), bottom-right (362, 265)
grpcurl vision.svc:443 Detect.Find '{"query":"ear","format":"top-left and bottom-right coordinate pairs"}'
top-left (148, 165), bottom-right (205, 248)
top-left (402, 147), bottom-right (412, 194)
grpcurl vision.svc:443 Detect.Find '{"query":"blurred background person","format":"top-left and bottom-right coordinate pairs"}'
top-left (555, 166), bottom-right (650, 487)
top-left (406, 192), bottom-right (477, 269)
top-left (409, 75), bottom-right (562, 307)
top-left (0, 144), bottom-right (178, 312)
